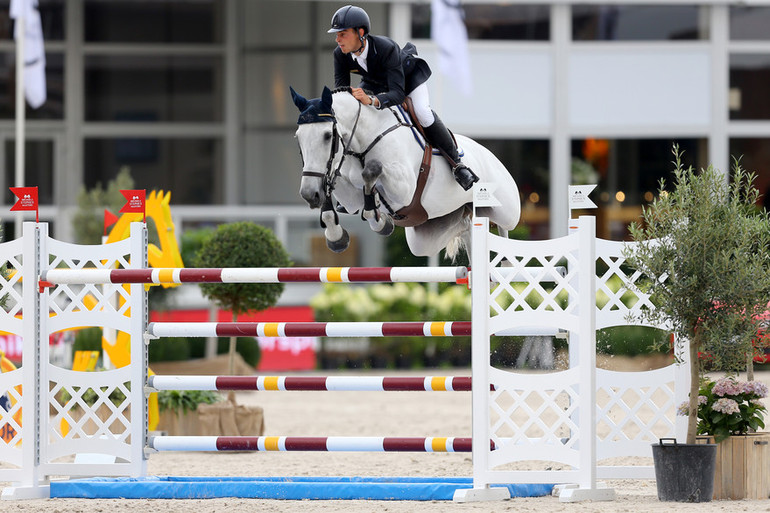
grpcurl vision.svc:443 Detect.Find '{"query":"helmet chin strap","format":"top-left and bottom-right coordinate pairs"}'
top-left (352, 32), bottom-right (366, 56)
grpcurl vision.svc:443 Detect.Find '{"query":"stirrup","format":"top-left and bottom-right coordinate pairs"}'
top-left (453, 164), bottom-right (479, 191)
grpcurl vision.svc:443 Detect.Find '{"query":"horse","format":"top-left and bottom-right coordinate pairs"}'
top-left (291, 86), bottom-right (521, 258)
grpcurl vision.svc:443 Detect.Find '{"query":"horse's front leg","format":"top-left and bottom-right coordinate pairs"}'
top-left (320, 196), bottom-right (350, 253)
top-left (360, 159), bottom-right (394, 236)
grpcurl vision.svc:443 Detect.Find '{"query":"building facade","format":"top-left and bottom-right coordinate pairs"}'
top-left (1, 0), bottom-right (769, 264)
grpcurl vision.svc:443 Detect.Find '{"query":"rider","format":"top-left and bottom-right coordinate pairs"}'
top-left (328, 5), bottom-right (479, 191)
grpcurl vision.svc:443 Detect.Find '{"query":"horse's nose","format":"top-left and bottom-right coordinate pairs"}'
top-left (300, 186), bottom-right (322, 209)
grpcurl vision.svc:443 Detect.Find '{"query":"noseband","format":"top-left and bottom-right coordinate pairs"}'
top-left (300, 102), bottom-right (362, 201)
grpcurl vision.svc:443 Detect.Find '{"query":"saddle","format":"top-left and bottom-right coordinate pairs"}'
top-left (392, 97), bottom-right (431, 227)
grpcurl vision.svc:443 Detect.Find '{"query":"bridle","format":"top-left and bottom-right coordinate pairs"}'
top-left (299, 95), bottom-right (412, 205)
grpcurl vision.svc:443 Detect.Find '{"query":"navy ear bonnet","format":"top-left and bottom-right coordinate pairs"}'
top-left (291, 86), bottom-right (335, 125)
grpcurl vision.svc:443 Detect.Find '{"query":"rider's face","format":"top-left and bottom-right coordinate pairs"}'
top-left (335, 28), bottom-right (362, 54)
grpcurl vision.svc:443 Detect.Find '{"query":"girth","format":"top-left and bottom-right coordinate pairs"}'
top-left (392, 97), bottom-right (431, 227)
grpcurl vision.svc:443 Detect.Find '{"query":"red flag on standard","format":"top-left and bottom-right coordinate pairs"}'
top-left (104, 208), bottom-right (119, 236)
top-left (9, 186), bottom-right (38, 211)
top-left (9, 185), bottom-right (38, 222)
top-left (119, 189), bottom-right (146, 221)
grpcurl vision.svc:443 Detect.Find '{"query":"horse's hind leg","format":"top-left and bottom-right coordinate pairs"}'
top-left (360, 159), bottom-right (394, 236)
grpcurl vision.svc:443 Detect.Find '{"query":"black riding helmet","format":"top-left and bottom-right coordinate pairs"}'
top-left (328, 5), bottom-right (370, 35)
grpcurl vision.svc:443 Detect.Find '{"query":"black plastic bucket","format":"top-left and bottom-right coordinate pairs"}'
top-left (651, 438), bottom-right (717, 502)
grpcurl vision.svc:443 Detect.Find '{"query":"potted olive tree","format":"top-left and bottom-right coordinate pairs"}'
top-left (625, 146), bottom-right (770, 501)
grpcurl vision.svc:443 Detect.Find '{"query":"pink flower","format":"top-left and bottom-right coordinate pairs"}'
top-left (712, 377), bottom-right (741, 397)
top-left (677, 396), bottom-right (707, 416)
top-left (741, 381), bottom-right (769, 399)
top-left (712, 398), bottom-right (740, 415)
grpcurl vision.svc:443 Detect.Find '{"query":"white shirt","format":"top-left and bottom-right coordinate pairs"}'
top-left (351, 38), bottom-right (370, 72)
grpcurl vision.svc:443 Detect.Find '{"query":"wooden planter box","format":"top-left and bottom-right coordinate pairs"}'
top-left (156, 402), bottom-right (264, 437)
top-left (710, 433), bottom-right (770, 500)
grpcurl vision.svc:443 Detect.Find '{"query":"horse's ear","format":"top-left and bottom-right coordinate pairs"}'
top-left (290, 86), bottom-right (308, 111)
top-left (321, 86), bottom-right (333, 111)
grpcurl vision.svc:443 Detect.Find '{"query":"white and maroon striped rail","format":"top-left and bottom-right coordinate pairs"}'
top-left (41, 266), bottom-right (467, 285)
top-left (147, 321), bottom-right (471, 338)
top-left (147, 375), bottom-right (477, 392)
top-left (149, 436), bottom-right (485, 453)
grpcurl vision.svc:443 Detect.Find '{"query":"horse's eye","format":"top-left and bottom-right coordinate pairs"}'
top-left (324, 131), bottom-right (333, 142)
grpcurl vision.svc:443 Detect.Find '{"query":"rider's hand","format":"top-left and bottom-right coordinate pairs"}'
top-left (351, 88), bottom-right (377, 107)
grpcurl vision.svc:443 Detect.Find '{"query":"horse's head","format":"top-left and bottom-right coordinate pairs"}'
top-left (291, 86), bottom-right (338, 209)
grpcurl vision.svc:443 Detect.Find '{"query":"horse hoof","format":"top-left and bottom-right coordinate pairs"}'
top-left (327, 230), bottom-right (350, 253)
top-left (377, 217), bottom-right (394, 237)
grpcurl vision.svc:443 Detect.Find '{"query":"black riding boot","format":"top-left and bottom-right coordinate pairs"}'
top-left (422, 114), bottom-right (479, 191)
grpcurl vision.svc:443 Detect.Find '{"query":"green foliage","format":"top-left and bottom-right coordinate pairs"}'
top-left (72, 327), bottom-right (104, 354)
top-left (626, 145), bottom-right (770, 443)
top-left (195, 222), bottom-right (292, 315)
top-left (626, 146), bottom-right (770, 373)
top-left (148, 337), bottom-right (191, 362)
top-left (216, 337), bottom-right (260, 367)
top-left (72, 166), bottom-right (135, 244)
top-left (181, 227), bottom-right (215, 268)
top-left (157, 389), bottom-right (222, 414)
top-left (679, 377), bottom-right (768, 443)
top-left (597, 326), bottom-right (671, 357)
top-left (312, 282), bottom-right (471, 368)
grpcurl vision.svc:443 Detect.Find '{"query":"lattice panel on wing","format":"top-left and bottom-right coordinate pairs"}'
top-left (595, 368), bottom-right (677, 459)
top-left (47, 367), bottom-right (133, 459)
top-left (595, 239), bottom-right (660, 329)
top-left (0, 239), bottom-right (24, 331)
top-left (0, 370), bottom-right (23, 468)
top-left (46, 257), bottom-right (132, 318)
top-left (487, 367), bottom-right (582, 468)
top-left (487, 236), bottom-right (579, 320)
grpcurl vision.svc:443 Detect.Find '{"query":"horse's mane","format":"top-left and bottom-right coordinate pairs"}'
top-left (331, 86), bottom-right (376, 96)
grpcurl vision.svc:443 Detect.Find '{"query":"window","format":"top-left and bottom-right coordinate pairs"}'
top-left (571, 138), bottom-right (706, 239)
top-left (0, 52), bottom-right (63, 120)
top-left (84, 138), bottom-right (223, 205)
top-left (729, 54), bottom-right (770, 120)
top-left (84, 55), bottom-right (223, 122)
top-left (573, 5), bottom-right (708, 41)
top-left (411, 3), bottom-right (549, 41)
top-left (729, 139), bottom-right (770, 211)
top-left (84, 0), bottom-right (223, 43)
top-left (4, 139), bottom-right (54, 204)
top-left (730, 6), bottom-right (770, 41)
top-left (475, 139), bottom-right (549, 238)
top-left (0, 0), bottom-right (65, 41)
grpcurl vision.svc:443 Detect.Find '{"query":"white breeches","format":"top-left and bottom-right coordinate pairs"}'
top-left (408, 83), bottom-right (435, 127)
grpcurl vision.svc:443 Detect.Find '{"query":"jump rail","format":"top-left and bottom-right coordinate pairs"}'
top-left (146, 321), bottom-right (471, 338)
top-left (149, 436), bottom-right (484, 453)
top-left (146, 375), bottom-right (483, 392)
top-left (41, 266), bottom-right (467, 285)
top-left (40, 265), bottom-right (565, 285)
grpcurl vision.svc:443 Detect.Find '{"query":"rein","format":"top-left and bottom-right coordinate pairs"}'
top-left (343, 107), bottom-right (412, 168)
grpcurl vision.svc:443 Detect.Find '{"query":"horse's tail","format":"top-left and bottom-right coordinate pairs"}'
top-left (444, 215), bottom-right (472, 262)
